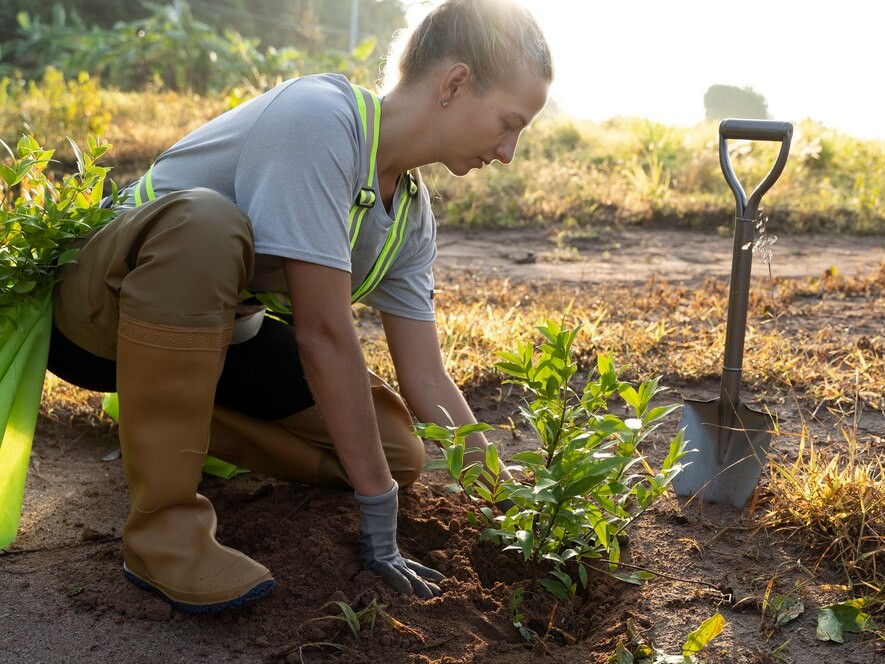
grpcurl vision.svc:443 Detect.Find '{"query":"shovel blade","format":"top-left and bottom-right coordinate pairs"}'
top-left (672, 398), bottom-right (772, 508)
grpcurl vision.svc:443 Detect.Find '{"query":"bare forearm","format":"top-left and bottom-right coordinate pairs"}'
top-left (284, 259), bottom-right (393, 496)
top-left (296, 327), bottom-right (393, 495)
top-left (407, 373), bottom-right (509, 478)
top-left (382, 314), bottom-right (509, 480)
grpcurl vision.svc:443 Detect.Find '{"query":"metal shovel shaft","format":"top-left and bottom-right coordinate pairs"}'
top-left (716, 120), bottom-right (793, 460)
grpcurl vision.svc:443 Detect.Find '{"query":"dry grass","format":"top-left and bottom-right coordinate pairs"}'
top-left (356, 264), bottom-right (885, 418)
top-left (763, 425), bottom-right (885, 588)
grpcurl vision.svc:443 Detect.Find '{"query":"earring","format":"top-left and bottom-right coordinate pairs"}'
top-left (441, 99), bottom-right (449, 107)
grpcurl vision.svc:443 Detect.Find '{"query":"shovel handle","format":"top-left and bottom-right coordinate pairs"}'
top-left (717, 119), bottom-right (792, 417)
top-left (719, 119), bottom-right (793, 219)
top-left (720, 119), bottom-right (793, 142)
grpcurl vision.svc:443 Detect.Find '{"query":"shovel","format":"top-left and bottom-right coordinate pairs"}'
top-left (672, 118), bottom-right (793, 508)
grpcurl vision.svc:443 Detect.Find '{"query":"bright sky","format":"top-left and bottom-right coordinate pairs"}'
top-left (403, 0), bottom-right (885, 140)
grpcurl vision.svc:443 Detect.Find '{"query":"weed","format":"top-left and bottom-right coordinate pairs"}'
top-left (763, 426), bottom-right (885, 586)
top-left (279, 596), bottom-right (424, 658)
top-left (609, 613), bottom-right (725, 663)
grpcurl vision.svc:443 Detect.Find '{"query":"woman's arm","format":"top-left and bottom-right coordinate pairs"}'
top-left (381, 312), bottom-right (508, 478)
top-left (284, 259), bottom-right (393, 496)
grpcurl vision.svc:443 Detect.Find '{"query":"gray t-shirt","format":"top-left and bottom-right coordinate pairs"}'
top-left (119, 73), bottom-right (436, 321)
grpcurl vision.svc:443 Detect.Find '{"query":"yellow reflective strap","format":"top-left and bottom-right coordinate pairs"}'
top-left (350, 174), bottom-right (415, 304)
top-left (253, 84), bottom-right (416, 310)
top-left (352, 85), bottom-right (369, 145)
top-left (366, 93), bottom-right (381, 189)
top-left (349, 206), bottom-right (369, 251)
top-left (132, 164), bottom-right (156, 206)
top-left (143, 165), bottom-right (155, 200)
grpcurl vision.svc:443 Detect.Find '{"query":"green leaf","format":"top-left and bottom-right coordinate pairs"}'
top-left (644, 404), bottom-right (681, 425)
top-left (611, 570), bottom-right (656, 585)
top-left (510, 451), bottom-right (546, 467)
top-left (485, 444), bottom-right (500, 475)
top-left (816, 608), bottom-right (844, 643)
top-left (515, 529), bottom-right (535, 560)
top-left (333, 601), bottom-right (361, 637)
top-left (456, 422), bottom-right (494, 437)
top-left (618, 384), bottom-right (641, 410)
top-left (55, 248), bottom-right (80, 266)
top-left (768, 594), bottom-right (804, 627)
top-left (538, 577), bottom-right (570, 601)
top-left (445, 444), bottom-right (464, 478)
top-left (68, 136), bottom-right (85, 176)
top-left (610, 643), bottom-right (634, 664)
top-left (415, 422), bottom-right (452, 441)
top-left (11, 280), bottom-right (36, 294)
top-left (0, 164), bottom-right (17, 185)
top-left (682, 613), bottom-right (724, 655)
top-left (462, 462), bottom-right (483, 487)
top-left (422, 458), bottom-right (451, 472)
top-left (816, 600), bottom-right (875, 642)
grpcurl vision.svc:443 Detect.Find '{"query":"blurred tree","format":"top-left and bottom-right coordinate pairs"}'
top-left (0, 1), bottom-right (129, 43)
top-left (704, 84), bottom-right (769, 121)
top-left (0, 0), bottom-right (406, 52)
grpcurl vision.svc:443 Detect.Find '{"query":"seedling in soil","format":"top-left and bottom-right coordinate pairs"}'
top-left (418, 320), bottom-right (688, 599)
top-left (280, 596), bottom-right (424, 658)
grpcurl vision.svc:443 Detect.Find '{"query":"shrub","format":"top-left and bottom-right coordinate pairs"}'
top-left (417, 320), bottom-right (687, 599)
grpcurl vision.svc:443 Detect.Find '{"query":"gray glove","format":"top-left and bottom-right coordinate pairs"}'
top-left (355, 483), bottom-right (444, 598)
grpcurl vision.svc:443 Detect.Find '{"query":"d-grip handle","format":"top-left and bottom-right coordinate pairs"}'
top-left (719, 119), bottom-right (793, 217)
top-left (720, 119), bottom-right (793, 142)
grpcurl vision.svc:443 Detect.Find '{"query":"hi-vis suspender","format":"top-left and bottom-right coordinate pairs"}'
top-left (129, 83), bottom-right (419, 309)
top-left (347, 84), bottom-right (419, 303)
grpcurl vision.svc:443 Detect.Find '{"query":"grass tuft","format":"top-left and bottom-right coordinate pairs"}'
top-left (763, 426), bottom-right (885, 587)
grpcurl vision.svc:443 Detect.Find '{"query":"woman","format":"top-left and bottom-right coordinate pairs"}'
top-left (48, 0), bottom-right (552, 613)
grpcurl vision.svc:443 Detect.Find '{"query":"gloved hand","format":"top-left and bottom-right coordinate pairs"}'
top-left (355, 482), bottom-right (444, 598)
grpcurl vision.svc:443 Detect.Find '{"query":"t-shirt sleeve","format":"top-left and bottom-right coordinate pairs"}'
top-left (234, 78), bottom-right (359, 272)
top-left (361, 184), bottom-right (437, 321)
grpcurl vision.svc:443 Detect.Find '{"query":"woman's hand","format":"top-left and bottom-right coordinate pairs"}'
top-left (355, 483), bottom-right (444, 598)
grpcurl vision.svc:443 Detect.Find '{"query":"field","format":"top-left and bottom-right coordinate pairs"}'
top-left (2, 63), bottom-right (885, 663)
top-left (3, 221), bottom-right (885, 663)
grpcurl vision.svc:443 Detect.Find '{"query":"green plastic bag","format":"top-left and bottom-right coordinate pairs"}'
top-left (0, 291), bottom-right (52, 550)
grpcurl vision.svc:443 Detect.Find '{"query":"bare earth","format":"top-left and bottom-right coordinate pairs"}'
top-left (2, 226), bottom-right (884, 664)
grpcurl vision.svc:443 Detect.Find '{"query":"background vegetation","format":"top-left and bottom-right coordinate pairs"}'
top-left (0, 0), bottom-right (881, 235)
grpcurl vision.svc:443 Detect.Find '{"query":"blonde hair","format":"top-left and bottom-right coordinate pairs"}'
top-left (382, 0), bottom-right (552, 93)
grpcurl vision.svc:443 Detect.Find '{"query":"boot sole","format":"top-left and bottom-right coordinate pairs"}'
top-left (123, 563), bottom-right (276, 614)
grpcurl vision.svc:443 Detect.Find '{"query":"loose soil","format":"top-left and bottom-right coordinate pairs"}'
top-left (2, 226), bottom-right (884, 664)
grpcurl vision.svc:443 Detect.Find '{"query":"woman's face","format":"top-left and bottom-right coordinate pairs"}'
top-left (439, 70), bottom-right (550, 176)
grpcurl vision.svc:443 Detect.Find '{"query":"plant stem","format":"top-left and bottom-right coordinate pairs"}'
top-left (587, 560), bottom-right (727, 594)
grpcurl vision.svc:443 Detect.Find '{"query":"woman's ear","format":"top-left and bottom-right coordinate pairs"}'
top-left (438, 62), bottom-right (472, 105)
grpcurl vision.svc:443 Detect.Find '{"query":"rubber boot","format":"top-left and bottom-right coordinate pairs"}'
top-left (210, 407), bottom-right (350, 488)
top-left (209, 374), bottom-right (425, 488)
top-left (117, 314), bottom-right (276, 613)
